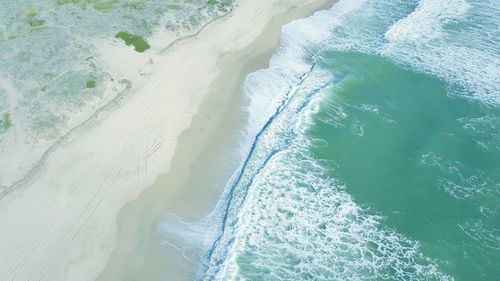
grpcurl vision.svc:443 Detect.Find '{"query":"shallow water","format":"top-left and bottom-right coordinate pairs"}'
top-left (200, 0), bottom-right (500, 280)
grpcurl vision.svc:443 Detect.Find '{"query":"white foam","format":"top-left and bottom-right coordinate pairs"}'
top-left (202, 51), bottom-right (449, 281)
top-left (416, 152), bottom-right (497, 200)
top-left (202, 0), bottom-right (500, 278)
top-left (288, 0), bottom-right (500, 106)
top-left (385, 0), bottom-right (470, 42)
top-left (241, 0), bottom-right (366, 158)
top-left (383, 0), bottom-right (499, 105)
top-left (458, 115), bottom-right (500, 153)
top-left (157, 213), bottom-right (215, 263)
top-left (219, 125), bottom-right (451, 281)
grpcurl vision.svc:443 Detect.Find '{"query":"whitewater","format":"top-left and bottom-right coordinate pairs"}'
top-left (195, 0), bottom-right (500, 280)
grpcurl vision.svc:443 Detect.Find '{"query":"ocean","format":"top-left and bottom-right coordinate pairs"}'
top-left (199, 0), bottom-right (500, 280)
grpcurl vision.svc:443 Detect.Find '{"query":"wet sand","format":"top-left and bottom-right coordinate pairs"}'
top-left (97, 1), bottom-right (335, 280)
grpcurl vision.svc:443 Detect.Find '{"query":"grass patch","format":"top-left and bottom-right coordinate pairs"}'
top-left (27, 9), bottom-right (38, 17)
top-left (167, 3), bottom-right (182, 9)
top-left (115, 31), bottom-right (150, 52)
top-left (122, 1), bottom-right (145, 9)
top-left (86, 80), bottom-right (96, 88)
top-left (0, 112), bottom-right (12, 131)
top-left (92, 0), bottom-right (118, 11)
top-left (56, 0), bottom-right (117, 11)
top-left (56, 0), bottom-right (80, 4)
top-left (27, 8), bottom-right (45, 27)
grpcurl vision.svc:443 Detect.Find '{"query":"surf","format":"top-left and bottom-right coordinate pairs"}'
top-left (199, 0), bottom-right (500, 279)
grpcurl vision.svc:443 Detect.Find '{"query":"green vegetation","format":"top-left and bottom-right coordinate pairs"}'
top-left (56, 0), bottom-right (118, 11)
top-left (115, 31), bottom-right (150, 52)
top-left (1, 0), bottom-right (235, 147)
top-left (92, 0), bottom-right (118, 11)
top-left (86, 80), bottom-right (96, 88)
top-left (26, 9), bottom-right (38, 17)
top-left (0, 112), bottom-right (12, 131)
top-left (122, 1), bottom-right (146, 9)
top-left (27, 9), bottom-right (45, 27)
top-left (167, 3), bottom-right (182, 9)
top-left (207, 0), bottom-right (232, 5)
top-left (56, 0), bottom-right (80, 4)
top-left (29, 18), bottom-right (45, 27)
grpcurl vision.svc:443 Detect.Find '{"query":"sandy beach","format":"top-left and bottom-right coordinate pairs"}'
top-left (0, 1), bottom-right (333, 281)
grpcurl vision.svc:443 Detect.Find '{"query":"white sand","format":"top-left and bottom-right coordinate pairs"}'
top-left (0, 1), bottom-right (332, 281)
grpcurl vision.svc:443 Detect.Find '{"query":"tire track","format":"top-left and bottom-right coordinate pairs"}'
top-left (1, 1), bottom-right (236, 198)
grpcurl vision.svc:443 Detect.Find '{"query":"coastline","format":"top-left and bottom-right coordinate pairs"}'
top-left (0, 1), bottom-right (335, 281)
top-left (98, 0), bottom-right (335, 279)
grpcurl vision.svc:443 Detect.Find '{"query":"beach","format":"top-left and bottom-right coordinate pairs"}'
top-left (0, 1), bottom-right (334, 281)
top-left (2, 0), bottom-right (499, 280)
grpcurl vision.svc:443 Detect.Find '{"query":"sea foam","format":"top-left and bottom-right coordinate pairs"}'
top-left (198, 2), bottom-right (438, 280)
top-left (199, 0), bottom-right (499, 279)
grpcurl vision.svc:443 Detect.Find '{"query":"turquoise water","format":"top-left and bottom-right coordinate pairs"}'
top-left (312, 51), bottom-right (500, 279)
top-left (200, 0), bottom-right (499, 280)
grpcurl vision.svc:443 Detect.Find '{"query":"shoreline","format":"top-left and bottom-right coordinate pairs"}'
top-left (0, 1), bottom-right (335, 281)
top-left (97, 0), bottom-right (336, 280)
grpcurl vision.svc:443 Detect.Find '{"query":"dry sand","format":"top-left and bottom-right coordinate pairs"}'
top-left (0, 1), bottom-right (334, 280)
